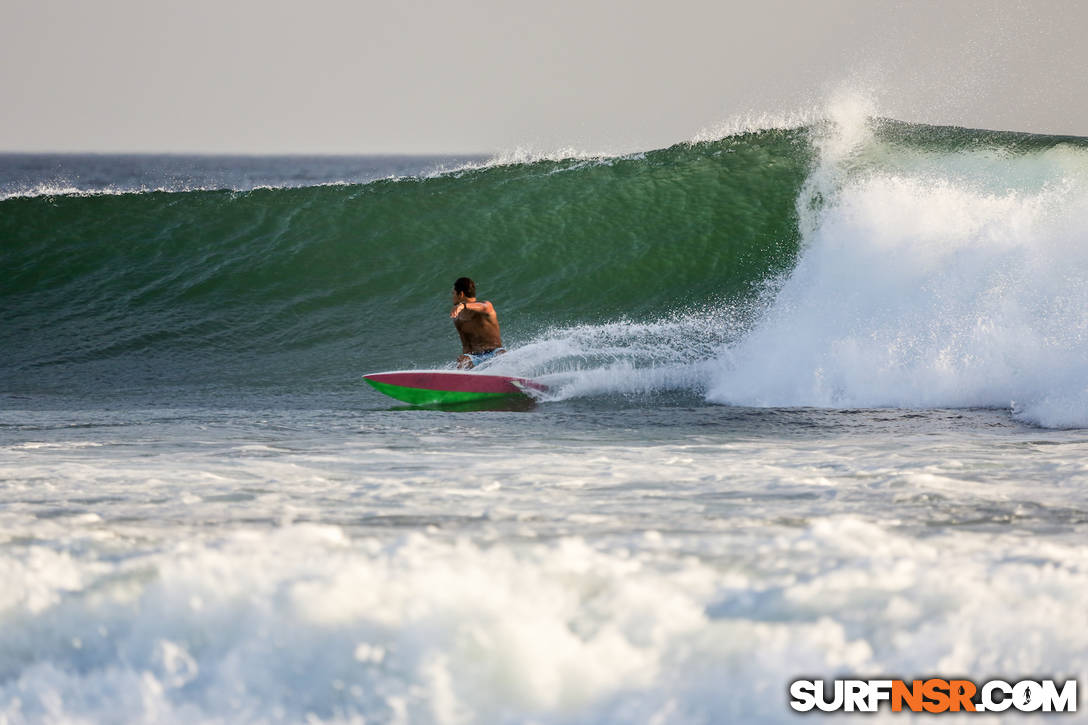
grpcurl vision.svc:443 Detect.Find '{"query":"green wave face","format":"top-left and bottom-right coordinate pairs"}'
top-left (1, 129), bottom-right (812, 393)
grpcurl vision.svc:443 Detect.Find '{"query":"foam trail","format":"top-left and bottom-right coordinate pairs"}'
top-left (481, 308), bottom-right (751, 400)
top-left (708, 97), bottom-right (1088, 428)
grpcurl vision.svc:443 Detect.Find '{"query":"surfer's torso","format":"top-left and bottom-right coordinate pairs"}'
top-left (453, 299), bottom-right (503, 354)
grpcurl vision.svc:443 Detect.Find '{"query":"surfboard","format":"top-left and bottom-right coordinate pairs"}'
top-left (363, 370), bottom-right (548, 406)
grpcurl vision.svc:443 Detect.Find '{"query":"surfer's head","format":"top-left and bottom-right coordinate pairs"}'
top-left (453, 277), bottom-right (476, 299)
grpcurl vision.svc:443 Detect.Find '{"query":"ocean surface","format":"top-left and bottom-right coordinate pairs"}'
top-left (3, 113), bottom-right (1088, 723)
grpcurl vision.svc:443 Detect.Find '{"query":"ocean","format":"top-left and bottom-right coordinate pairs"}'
top-left (2, 113), bottom-right (1087, 723)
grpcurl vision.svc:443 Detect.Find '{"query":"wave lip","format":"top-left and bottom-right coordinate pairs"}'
top-left (0, 153), bottom-right (490, 200)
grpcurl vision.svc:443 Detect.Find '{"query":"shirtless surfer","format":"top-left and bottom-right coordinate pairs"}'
top-left (450, 277), bottom-right (505, 369)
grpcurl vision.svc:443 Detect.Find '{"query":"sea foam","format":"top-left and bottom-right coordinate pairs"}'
top-left (2, 518), bottom-right (1085, 724)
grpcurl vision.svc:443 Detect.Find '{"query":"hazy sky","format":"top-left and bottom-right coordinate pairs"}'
top-left (1, 0), bottom-right (1084, 154)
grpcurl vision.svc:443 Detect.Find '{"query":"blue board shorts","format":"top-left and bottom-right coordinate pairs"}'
top-left (466, 347), bottom-right (506, 366)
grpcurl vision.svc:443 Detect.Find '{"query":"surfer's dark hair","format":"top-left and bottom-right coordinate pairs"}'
top-left (454, 277), bottom-right (476, 297)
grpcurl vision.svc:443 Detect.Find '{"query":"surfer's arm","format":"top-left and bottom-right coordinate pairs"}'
top-left (450, 301), bottom-right (490, 318)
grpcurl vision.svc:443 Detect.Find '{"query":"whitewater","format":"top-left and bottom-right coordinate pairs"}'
top-left (709, 107), bottom-right (1088, 429)
top-left (2, 107), bottom-right (1087, 724)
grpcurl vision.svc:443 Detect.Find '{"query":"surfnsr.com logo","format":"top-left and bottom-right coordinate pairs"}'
top-left (789, 679), bottom-right (1077, 713)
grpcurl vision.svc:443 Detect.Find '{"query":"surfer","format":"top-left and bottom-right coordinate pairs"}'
top-left (450, 277), bottom-right (505, 369)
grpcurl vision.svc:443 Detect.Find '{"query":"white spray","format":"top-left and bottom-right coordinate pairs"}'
top-left (708, 94), bottom-right (1088, 428)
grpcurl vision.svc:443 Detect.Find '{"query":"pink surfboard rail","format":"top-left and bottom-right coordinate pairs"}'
top-left (363, 370), bottom-right (548, 406)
